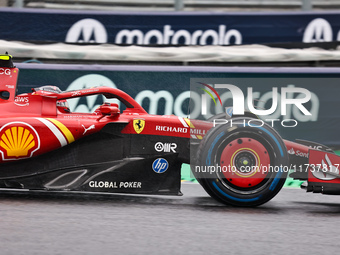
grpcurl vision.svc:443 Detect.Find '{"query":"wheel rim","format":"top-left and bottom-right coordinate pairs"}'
top-left (218, 137), bottom-right (271, 189)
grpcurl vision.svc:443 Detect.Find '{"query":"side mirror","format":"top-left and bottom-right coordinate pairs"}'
top-left (97, 103), bottom-right (120, 120)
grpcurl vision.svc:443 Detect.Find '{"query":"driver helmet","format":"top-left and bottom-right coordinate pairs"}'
top-left (33, 85), bottom-right (70, 113)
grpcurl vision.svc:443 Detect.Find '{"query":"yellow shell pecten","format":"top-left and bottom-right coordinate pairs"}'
top-left (0, 126), bottom-right (35, 157)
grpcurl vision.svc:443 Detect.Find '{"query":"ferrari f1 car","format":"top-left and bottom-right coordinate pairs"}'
top-left (0, 54), bottom-right (339, 207)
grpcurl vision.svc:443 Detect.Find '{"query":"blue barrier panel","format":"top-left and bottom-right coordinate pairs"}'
top-left (15, 63), bottom-right (340, 147)
top-left (1, 8), bottom-right (340, 45)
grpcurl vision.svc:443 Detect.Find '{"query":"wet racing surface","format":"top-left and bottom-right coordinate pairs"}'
top-left (0, 184), bottom-right (340, 255)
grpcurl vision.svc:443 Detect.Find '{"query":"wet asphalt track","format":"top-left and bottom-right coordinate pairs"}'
top-left (0, 184), bottom-right (340, 255)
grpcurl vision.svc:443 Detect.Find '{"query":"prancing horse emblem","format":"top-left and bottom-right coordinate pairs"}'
top-left (133, 119), bottom-right (145, 134)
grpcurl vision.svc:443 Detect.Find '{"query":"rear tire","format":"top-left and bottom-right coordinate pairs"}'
top-left (193, 118), bottom-right (288, 207)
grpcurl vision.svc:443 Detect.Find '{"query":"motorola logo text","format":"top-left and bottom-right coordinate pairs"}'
top-left (115, 25), bottom-right (242, 45)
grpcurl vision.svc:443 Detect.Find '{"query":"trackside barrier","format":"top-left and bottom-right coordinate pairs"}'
top-left (2, 8), bottom-right (340, 45)
top-left (15, 63), bottom-right (340, 148)
top-left (15, 63), bottom-right (340, 187)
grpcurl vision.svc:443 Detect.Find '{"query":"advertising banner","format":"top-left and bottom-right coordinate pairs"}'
top-left (1, 8), bottom-right (340, 45)
top-left (15, 63), bottom-right (340, 147)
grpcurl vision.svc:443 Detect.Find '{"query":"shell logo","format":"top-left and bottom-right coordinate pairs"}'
top-left (0, 122), bottom-right (40, 161)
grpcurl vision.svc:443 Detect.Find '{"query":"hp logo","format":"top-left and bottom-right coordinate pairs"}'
top-left (152, 158), bottom-right (169, 173)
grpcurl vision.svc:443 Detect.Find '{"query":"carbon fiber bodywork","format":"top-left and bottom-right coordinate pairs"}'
top-left (0, 122), bottom-right (190, 195)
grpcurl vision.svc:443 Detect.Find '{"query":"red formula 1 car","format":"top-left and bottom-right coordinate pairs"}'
top-left (0, 54), bottom-right (339, 207)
